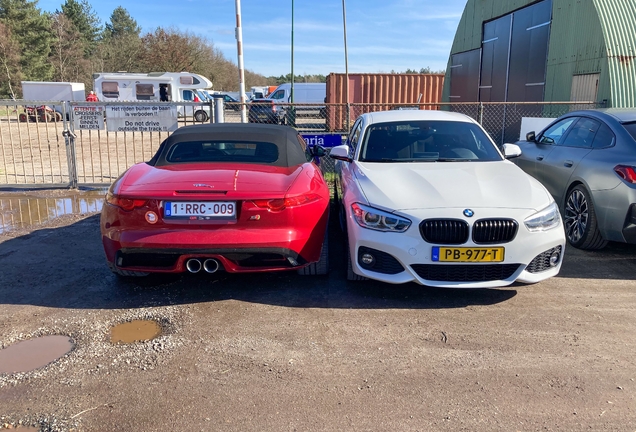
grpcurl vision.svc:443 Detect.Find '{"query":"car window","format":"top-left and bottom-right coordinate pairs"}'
top-left (270, 90), bottom-right (285, 100)
top-left (166, 140), bottom-right (279, 164)
top-left (349, 120), bottom-right (362, 157)
top-left (539, 118), bottom-right (577, 144)
top-left (561, 117), bottom-right (600, 148)
top-left (359, 120), bottom-right (502, 162)
top-left (622, 122), bottom-right (636, 141)
top-left (592, 123), bottom-right (615, 148)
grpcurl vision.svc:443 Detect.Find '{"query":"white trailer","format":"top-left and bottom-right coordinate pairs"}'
top-left (93, 72), bottom-right (214, 121)
top-left (21, 81), bottom-right (86, 117)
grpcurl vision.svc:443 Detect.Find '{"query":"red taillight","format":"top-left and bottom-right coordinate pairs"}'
top-left (614, 165), bottom-right (636, 183)
top-left (252, 194), bottom-right (321, 211)
top-left (106, 193), bottom-right (147, 211)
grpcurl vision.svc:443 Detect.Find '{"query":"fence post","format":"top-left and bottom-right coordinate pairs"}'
top-left (62, 101), bottom-right (78, 188)
top-left (209, 100), bottom-right (215, 124)
top-left (478, 102), bottom-right (484, 126)
top-left (214, 97), bottom-right (225, 123)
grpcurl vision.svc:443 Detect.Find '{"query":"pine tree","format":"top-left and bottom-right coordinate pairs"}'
top-left (60, 0), bottom-right (101, 56)
top-left (0, 0), bottom-right (53, 81)
top-left (104, 6), bottom-right (140, 38)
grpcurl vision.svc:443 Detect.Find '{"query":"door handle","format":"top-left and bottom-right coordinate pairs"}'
top-left (564, 160), bottom-right (573, 168)
top-left (536, 155), bottom-right (544, 161)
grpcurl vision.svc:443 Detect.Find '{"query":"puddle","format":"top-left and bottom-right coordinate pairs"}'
top-left (0, 189), bottom-right (105, 234)
top-left (0, 335), bottom-right (74, 374)
top-left (110, 320), bottom-right (162, 344)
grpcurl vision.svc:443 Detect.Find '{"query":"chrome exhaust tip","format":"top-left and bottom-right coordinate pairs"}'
top-left (203, 259), bottom-right (220, 274)
top-left (186, 258), bottom-right (202, 273)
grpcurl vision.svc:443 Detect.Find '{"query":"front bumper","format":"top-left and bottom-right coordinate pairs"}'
top-left (347, 208), bottom-right (566, 288)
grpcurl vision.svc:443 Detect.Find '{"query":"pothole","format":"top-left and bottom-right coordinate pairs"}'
top-left (110, 320), bottom-right (162, 344)
top-left (0, 335), bottom-right (74, 375)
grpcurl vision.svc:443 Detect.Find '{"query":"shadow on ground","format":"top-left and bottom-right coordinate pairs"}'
top-left (0, 211), bottom-right (521, 311)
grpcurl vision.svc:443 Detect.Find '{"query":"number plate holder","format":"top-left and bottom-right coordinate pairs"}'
top-left (432, 246), bottom-right (505, 262)
top-left (163, 201), bottom-right (237, 222)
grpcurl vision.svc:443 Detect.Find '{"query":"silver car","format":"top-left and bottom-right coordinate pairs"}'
top-left (514, 109), bottom-right (636, 250)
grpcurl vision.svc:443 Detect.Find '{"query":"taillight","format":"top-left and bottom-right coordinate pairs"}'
top-left (614, 165), bottom-right (636, 183)
top-left (106, 192), bottom-right (147, 211)
top-left (252, 194), bottom-right (321, 211)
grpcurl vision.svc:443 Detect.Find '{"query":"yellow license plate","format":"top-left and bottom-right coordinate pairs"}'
top-left (432, 247), bottom-right (505, 262)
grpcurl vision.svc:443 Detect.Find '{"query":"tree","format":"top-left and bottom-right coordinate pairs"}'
top-left (0, 0), bottom-right (53, 81)
top-left (60, 0), bottom-right (101, 56)
top-left (49, 12), bottom-right (90, 83)
top-left (0, 21), bottom-right (21, 98)
top-left (104, 6), bottom-right (140, 39)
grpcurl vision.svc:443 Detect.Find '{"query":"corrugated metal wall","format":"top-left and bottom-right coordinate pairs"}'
top-left (326, 73), bottom-right (444, 105)
top-left (444, 0), bottom-right (636, 106)
top-left (594, 0), bottom-right (636, 107)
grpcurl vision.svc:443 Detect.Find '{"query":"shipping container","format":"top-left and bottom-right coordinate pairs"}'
top-left (325, 73), bottom-right (444, 131)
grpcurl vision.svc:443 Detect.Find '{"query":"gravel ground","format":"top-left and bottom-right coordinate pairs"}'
top-left (0, 193), bottom-right (636, 431)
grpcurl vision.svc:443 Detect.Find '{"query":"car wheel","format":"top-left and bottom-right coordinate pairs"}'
top-left (346, 237), bottom-right (367, 281)
top-left (564, 185), bottom-right (608, 250)
top-left (194, 110), bottom-right (208, 122)
top-left (298, 227), bottom-right (329, 275)
top-left (107, 262), bottom-right (149, 278)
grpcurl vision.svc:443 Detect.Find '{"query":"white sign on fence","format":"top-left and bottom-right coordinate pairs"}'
top-left (105, 105), bottom-right (178, 132)
top-left (73, 105), bottom-right (105, 130)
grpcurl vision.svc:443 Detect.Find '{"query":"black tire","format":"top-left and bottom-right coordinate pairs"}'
top-left (194, 110), bottom-right (208, 122)
top-left (107, 261), bottom-right (149, 278)
top-left (563, 184), bottom-right (608, 250)
top-left (298, 227), bottom-right (329, 275)
top-left (346, 237), bottom-right (367, 281)
top-left (18, 113), bottom-right (27, 122)
top-left (54, 112), bottom-right (63, 122)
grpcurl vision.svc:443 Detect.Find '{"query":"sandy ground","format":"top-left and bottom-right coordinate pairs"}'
top-left (0, 194), bottom-right (635, 431)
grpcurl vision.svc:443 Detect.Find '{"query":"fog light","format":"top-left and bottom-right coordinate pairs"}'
top-left (361, 253), bottom-right (375, 266)
top-left (549, 249), bottom-right (561, 267)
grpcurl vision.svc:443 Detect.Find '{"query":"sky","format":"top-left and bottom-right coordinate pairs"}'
top-left (36, 0), bottom-right (467, 77)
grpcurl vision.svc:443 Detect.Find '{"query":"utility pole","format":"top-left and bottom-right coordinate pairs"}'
top-left (342, 0), bottom-right (350, 130)
top-left (291, 0), bottom-right (295, 104)
top-left (235, 0), bottom-right (247, 122)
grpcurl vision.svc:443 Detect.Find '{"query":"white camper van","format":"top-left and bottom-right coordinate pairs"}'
top-left (93, 72), bottom-right (213, 121)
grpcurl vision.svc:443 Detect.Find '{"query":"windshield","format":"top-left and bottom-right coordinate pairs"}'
top-left (622, 122), bottom-right (636, 141)
top-left (359, 120), bottom-right (502, 162)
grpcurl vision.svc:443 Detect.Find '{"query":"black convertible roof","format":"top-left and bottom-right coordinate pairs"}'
top-left (149, 123), bottom-right (307, 167)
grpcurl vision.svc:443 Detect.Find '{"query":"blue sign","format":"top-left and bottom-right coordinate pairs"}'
top-left (301, 134), bottom-right (343, 148)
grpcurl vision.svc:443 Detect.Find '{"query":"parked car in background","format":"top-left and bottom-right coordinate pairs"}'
top-left (330, 110), bottom-right (565, 287)
top-left (101, 123), bottom-right (330, 277)
top-left (513, 109), bottom-right (636, 250)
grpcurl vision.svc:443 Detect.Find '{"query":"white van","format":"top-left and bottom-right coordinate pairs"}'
top-left (267, 83), bottom-right (326, 104)
top-left (93, 72), bottom-right (213, 121)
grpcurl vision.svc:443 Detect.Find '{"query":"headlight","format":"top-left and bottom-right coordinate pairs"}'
top-left (351, 203), bottom-right (411, 232)
top-left (524, 202), bottom-right (561, 232)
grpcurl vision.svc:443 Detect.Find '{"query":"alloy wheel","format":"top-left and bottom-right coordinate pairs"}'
top-left (564, 189), bottom-right (589, 243)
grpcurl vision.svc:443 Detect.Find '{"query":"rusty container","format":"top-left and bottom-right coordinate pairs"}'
top-left (325, 73), bottom-right (445, 131)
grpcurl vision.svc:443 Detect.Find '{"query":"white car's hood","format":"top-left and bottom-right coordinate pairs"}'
top-left (354, 161), bottom-right (551, 212)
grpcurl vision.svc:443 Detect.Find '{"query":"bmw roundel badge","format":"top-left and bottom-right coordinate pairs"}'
top-left (463, 209), bottom-right (474, 217)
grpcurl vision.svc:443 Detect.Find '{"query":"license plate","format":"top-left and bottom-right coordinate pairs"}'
top-left (164, 201), bottom-right (236, 219)
top-left (432, 247), bottom-right (505, 262)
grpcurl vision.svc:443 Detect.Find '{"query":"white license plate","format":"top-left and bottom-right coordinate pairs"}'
top-left (164, 201), bottom-right (236, 219)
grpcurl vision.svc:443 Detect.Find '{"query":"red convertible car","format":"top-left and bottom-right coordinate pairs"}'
top-left (100, 123), bottom-right (330, 277)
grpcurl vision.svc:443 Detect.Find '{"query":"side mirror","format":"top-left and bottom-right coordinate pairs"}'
top-left (503, 143), bottom-right (522, 159)
top-left (526, 131), bottom-right (536, 142)
top-left (329, 145), bottom-right (352, 162)
top-left (312, 145), bottom-right (327, 157)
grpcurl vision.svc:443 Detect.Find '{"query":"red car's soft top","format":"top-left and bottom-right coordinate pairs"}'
top-left (149, 123), bottom-right (309, 168)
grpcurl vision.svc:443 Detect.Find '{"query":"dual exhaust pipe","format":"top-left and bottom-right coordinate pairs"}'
top-left (186, 258), bottom-right (220, 274)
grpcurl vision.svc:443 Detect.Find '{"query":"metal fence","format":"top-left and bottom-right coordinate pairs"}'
top-left (0, 99), bottom-right (604, 189)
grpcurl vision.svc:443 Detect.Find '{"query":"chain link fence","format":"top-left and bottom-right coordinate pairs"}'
top-left (0, 99), bottom-right (604, 189)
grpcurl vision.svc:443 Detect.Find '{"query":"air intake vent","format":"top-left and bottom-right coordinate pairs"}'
top-left (411, 264), bottom-right (521, 282)
top-left (472, 219), bottom-right (518, 244)
top-left (420, 219), bottom-right (469, 245)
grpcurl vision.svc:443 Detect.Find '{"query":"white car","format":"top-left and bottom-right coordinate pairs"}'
top-left (330, 110), bottom-right (566, 288)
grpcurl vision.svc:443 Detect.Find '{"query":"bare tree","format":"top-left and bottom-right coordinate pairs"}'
top-left (49, 12), bottom-right (90, 84)
top-left (0, 21), bottom-right (21, 99)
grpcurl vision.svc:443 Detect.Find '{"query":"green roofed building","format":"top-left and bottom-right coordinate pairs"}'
top-left (442, 0), bottom-right (636, 107)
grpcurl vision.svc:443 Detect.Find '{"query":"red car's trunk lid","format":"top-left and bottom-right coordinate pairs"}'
top-left (119, 163), bottom-right (304, 198)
